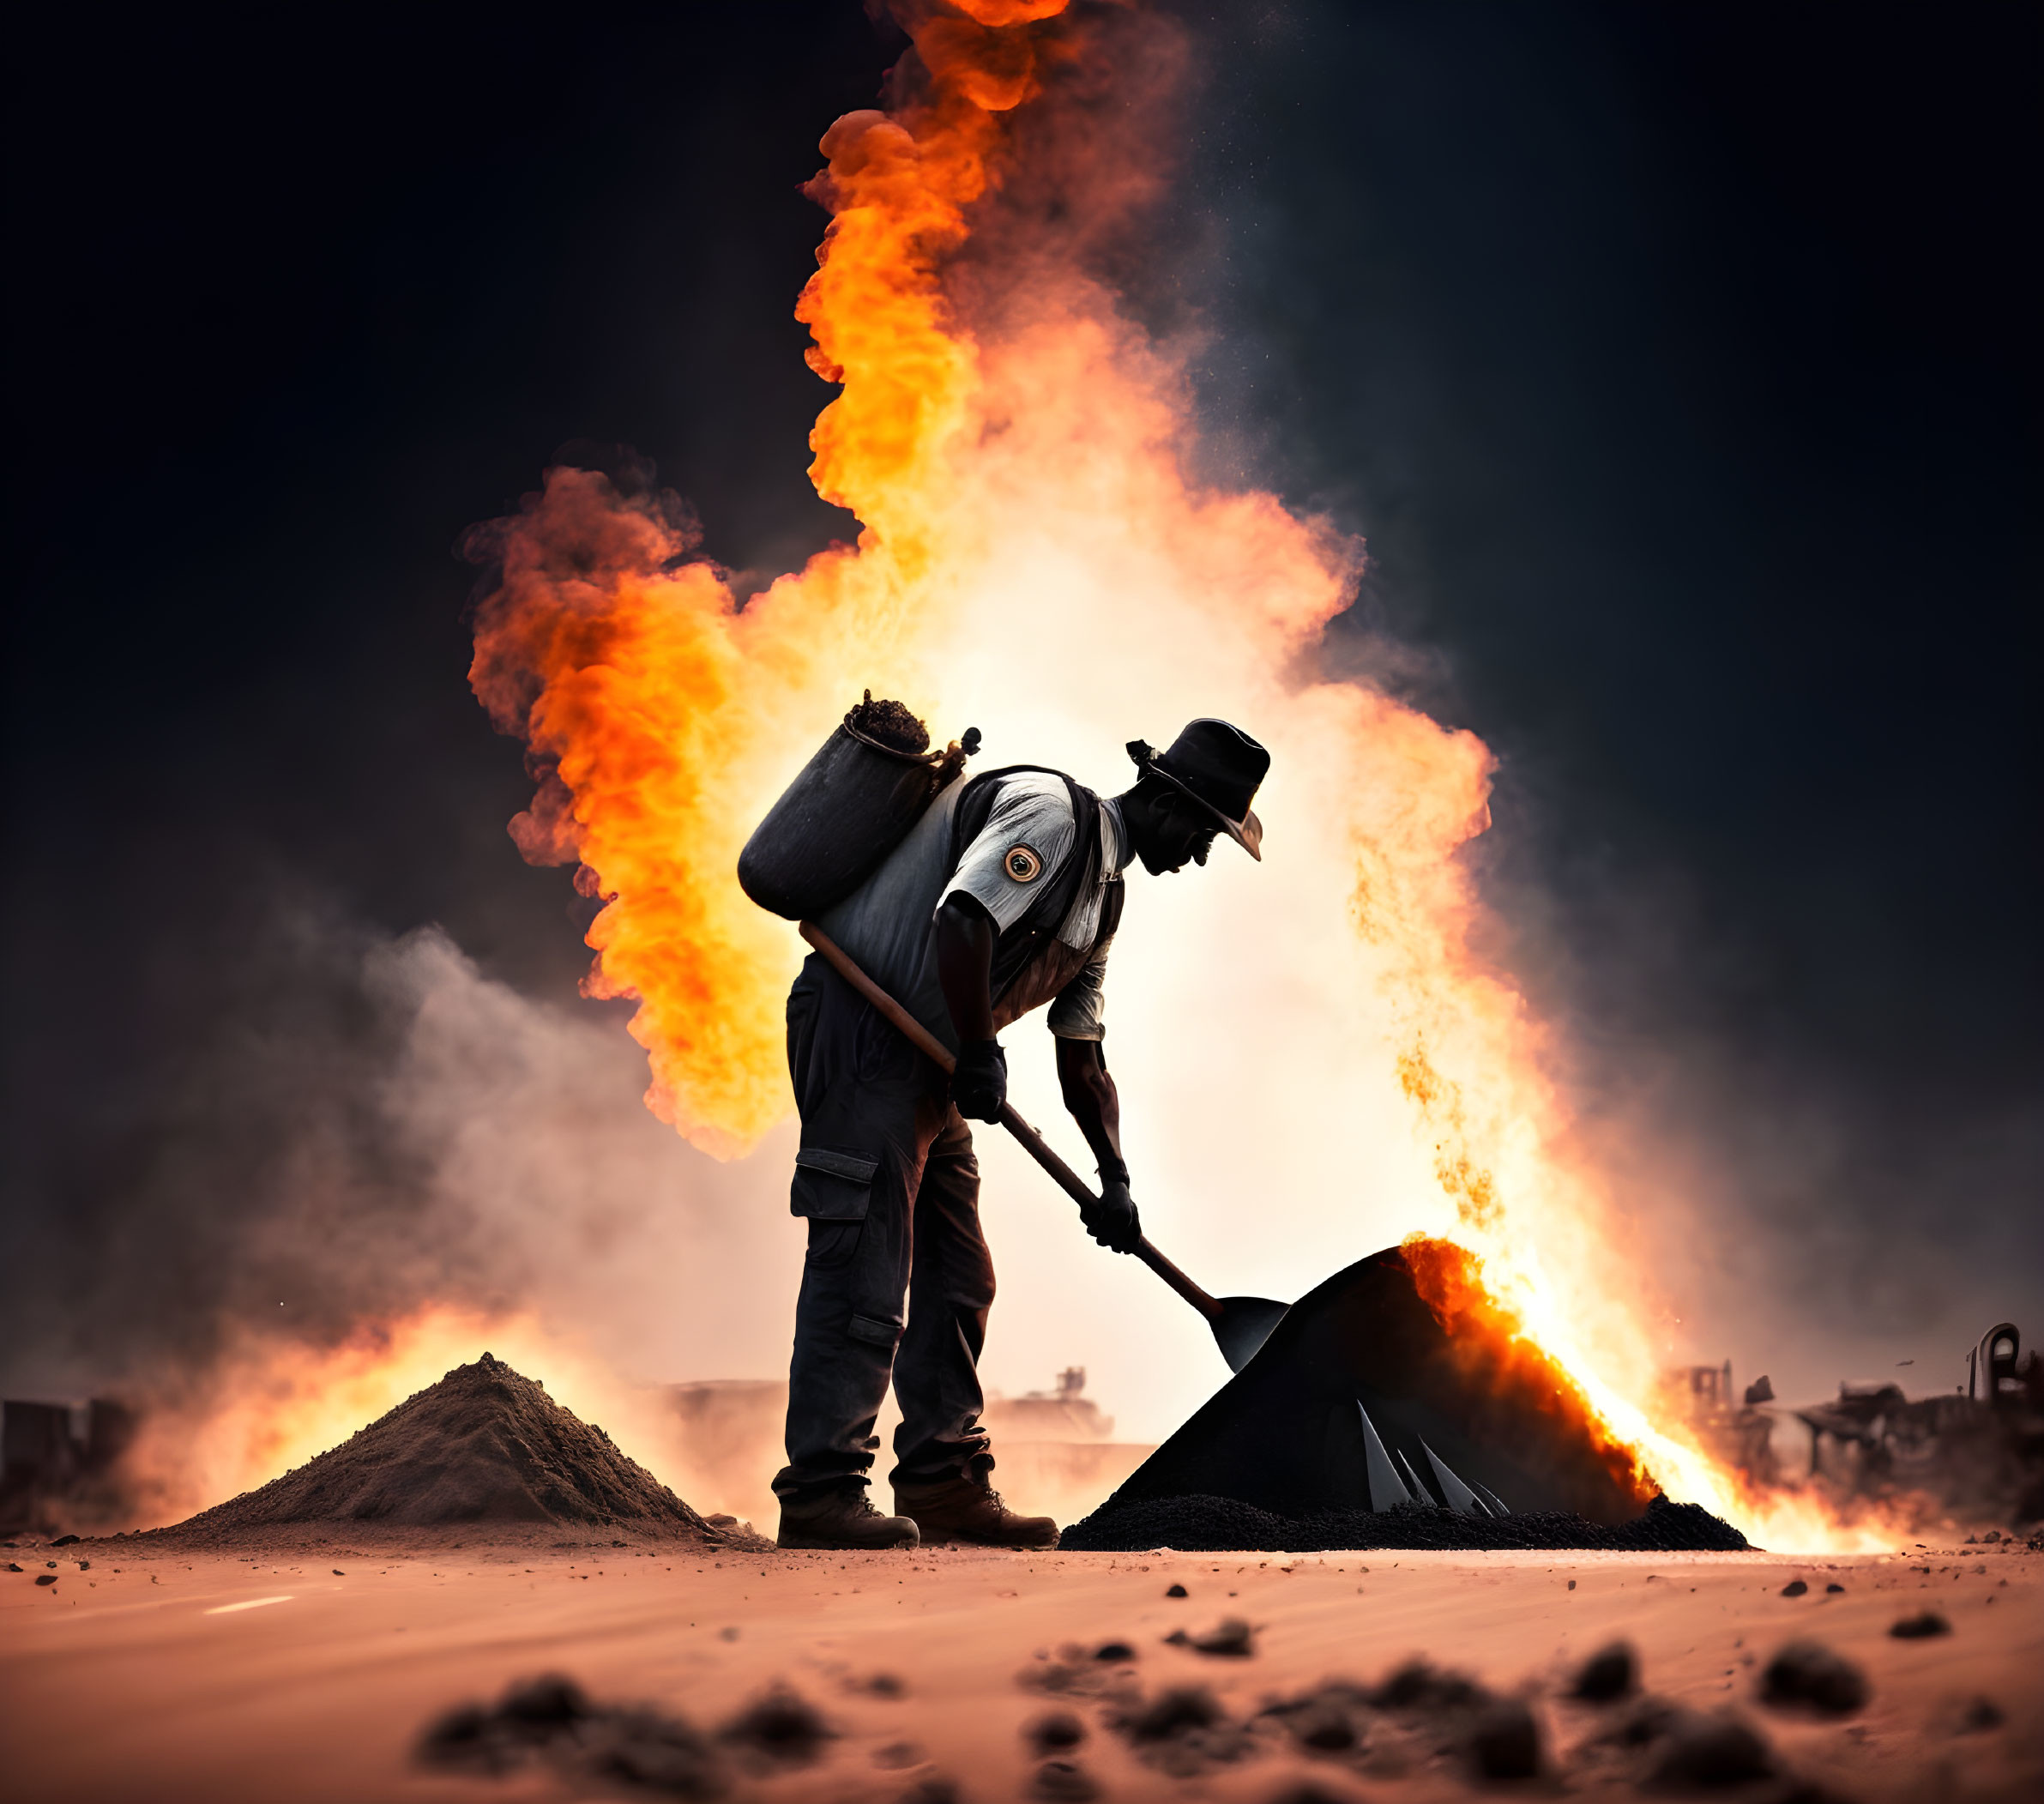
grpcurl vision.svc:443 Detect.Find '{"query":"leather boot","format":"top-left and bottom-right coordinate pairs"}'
top-left (776, 1484), bottom-right (919, 1551)
top-left (893, 1471), bottom-right (1058, 1548)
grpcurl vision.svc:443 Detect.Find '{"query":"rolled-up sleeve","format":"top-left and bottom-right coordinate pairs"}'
top-left (1047, 937), bottom-right (1113, 1041)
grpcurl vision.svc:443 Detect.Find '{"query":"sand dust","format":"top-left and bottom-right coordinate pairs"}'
top-left (5, 1528), bottom-right (2037, 1801)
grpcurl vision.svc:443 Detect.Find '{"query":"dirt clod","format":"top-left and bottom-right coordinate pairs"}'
top-left (419, 1672), bottom-right (723, 1798)
top-left (1164, 1615), bottom-right (1255, 1656)
top-left (1469, 1698), bottom-right (1541, 1778)
top-left (1125, 1686), bottom-right (1226, 1741)
top-left (1026, 1710), bottom-right (1088, 1753)
top-left (1572, 1640), bottom-right (1637, 1702)
top-left (718, 1683), bottom-right (834, 1766)
top-left (1649, 1711), bottom-right (1775, 1789)
top-left (1761, 1642), bottom-right (1868, 1716)
top-left (1890, 1611), bottom-right (1951, 1639)
top-left (1372, 1660), bottom-right (1489, 1713)
top-left (1113, 1683), bottom-right (1255, 1777)
top-left (1958, 1697), bottom-right (2005, 1733)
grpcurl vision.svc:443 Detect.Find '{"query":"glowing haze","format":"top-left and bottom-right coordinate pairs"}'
top-left (462, 1), bottom-right (1873, 1549)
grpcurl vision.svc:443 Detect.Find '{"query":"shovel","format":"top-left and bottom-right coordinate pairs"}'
top-left (800, 921), bottom-right (1290, 1373)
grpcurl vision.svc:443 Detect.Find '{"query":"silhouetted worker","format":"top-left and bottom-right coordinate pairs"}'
top-left (775, 719), bottom-right (1270, 1550)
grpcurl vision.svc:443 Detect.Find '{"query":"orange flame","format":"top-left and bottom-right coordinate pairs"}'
top-left (464, 3), bottom-right (1889, 1552)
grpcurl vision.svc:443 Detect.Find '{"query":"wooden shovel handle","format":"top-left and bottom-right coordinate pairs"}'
top-left (798, 920), bottom-right (1223, 1323)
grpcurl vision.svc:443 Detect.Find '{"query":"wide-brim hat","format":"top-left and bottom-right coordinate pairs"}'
top-left (1126, 718), bottom-right (1270, 860)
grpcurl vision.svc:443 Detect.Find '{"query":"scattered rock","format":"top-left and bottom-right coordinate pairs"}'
top-left (1164, 1615), bottom-right (1255, 1656)
top-left (416, 1670), bottom-right (829, 1798)
top-left (417, 1673), bottom-right (687, 1790)
top-left (850, 1671), bottom-right (907, 1698)
top-left (1890, 1611), bottom-right (1951, 1640)
top-left (1957, 1697), bottom-right (2005, 1734)
top-left (718, 1683), bottom-right (834, 1767)
top-left (1468, 1698), bottom-right (1541, 1779)
top-left (1372, 1659), bottom-right (1489, 1713)
top-left (51, 1534), bottom-right (80, 1547)
top-left (1112, 1684), bottom-right (1255, 1777)
top-left (1094, 1640), bottom-right (1136, 1662)
top-left (498, 1674), bottom-right (593, 1737)
top-left (1572, 1640), bottom-right (1637, 1702)
top-left (3, 1563), bottom-right (21, 1573)
top-left (1292, 1707), bottom-right (1360, 1753)
top-left (1165, 1582), bottom-right (1188, 1597)
top-left (1649, 1711), bottom-right (1776, 1788)
top-left (1026, 1710), bottom-right (1087, 1754)
top-left (1257, 1681), bottom-right (1372, 1756)
top-left (1125, 1686), bottom-right (1226, 1741)
top-left (1761, 1642), bottom-right (1869, 1715)
top-left (35, 1573), bottom-right (56, 1586)
top-left (1266, 1786), bottom-right (1360, 1804)
top-left (1825, 1583), bottom-right (1845, 1594)
top-left (898, 1779), bottom-right (959, 1804)
top-left (1031, 1757), bottom-right (1099, 1800)
top-left (584, 1706), bottom-right (726, 1796)
top-left (1781, 1578), bottom-right (1808, 1596)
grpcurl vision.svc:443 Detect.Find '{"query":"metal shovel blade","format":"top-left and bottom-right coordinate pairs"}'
top-left (1213, 1294), bottom-right (1290, 1373)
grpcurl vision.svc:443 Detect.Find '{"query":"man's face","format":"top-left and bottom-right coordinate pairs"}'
top-left (1136, 791), bottom-right (1220, 875)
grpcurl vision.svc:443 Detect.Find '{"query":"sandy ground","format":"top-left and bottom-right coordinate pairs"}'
top-left (3, 1530), bottom-right (2038, 1802)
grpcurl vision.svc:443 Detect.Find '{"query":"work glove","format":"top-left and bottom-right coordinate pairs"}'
top-left (1082, 1174), bottom-right (1143, 1254)
top-left (952, 1038), bottom-right (1007, 1123)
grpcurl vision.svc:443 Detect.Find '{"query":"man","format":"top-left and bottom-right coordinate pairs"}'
top-left (775, 718), bottom-right (1270, 1551)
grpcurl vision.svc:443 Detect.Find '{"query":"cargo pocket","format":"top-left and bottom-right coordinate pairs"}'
top-left (790, 1145), bottom-right (879, 1221)
top-left (804, 1219), bottom-right (863, 1270)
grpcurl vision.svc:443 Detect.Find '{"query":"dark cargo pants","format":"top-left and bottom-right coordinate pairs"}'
top-left (773, 953), bottom-right (996, 1500)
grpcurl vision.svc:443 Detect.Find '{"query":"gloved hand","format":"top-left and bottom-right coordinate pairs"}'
top-left (1082, 1175), bottom-right (1142, 1253)
top-left (952, 1039), bottom-right (1008, 1123)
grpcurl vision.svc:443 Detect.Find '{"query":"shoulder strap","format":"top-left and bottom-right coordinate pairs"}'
top-left (944, 766), bottom-right (1104, 1000)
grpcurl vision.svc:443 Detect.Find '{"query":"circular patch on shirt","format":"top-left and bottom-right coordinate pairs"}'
top-left (1004, 843), bottom-right (1044, 884)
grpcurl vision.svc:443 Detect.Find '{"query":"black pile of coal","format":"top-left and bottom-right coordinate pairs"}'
top-left (164, 1354), bottom-right (718, 1536)
top-left (1061, 1492), bottom-right (1747, 1553)
top-left (1061, 1245), bottom-right (1746, 1549)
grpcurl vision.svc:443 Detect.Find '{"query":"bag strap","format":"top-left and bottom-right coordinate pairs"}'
top-left (947, 766), bottom-right (1104, 1000)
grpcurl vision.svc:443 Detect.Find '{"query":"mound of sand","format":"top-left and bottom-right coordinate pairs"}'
top-left (163, 1354), bottom-right (718, 1539)
top-left (1058, 1492), bottom-right (1750, 1553)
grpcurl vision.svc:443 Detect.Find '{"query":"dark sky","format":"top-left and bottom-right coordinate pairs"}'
top-left (5, 2), bottom-right (2037, 1391)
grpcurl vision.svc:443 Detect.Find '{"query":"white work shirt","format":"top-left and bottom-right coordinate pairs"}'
top-left (812, 772), bottom-right (1129, 1051)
